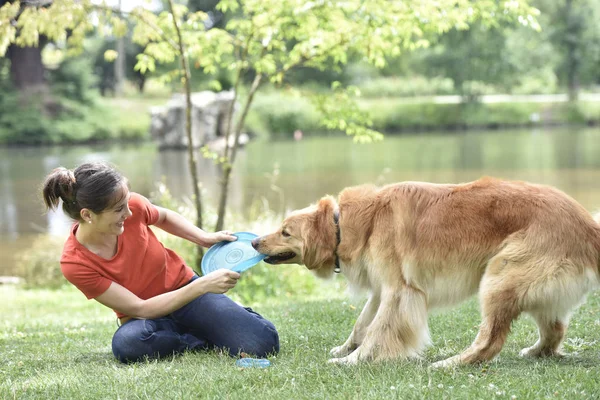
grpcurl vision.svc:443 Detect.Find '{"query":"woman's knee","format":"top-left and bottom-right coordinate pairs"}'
top-left (111, 320), bottom-right (156, 363)
top-left (238, 323), bottom-right (280, 358)
top-left (259, 324), bottom-right (280, 357)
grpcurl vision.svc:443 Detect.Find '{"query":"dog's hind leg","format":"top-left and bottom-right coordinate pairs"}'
top-left (520, 313), bottom-right (567, 358)
top-left (330, 292), bottom-right (380, 358)
top-left (329, 285), bottom-right (429, 364)
top-left (432, 257), bottom-right (522, 368)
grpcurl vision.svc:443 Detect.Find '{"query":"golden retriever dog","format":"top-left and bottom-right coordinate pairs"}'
top-left (251, 177), bottom-right (600, 367)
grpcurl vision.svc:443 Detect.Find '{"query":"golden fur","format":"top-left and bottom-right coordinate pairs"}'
top-left (252, 177), bottom-right (600, 367)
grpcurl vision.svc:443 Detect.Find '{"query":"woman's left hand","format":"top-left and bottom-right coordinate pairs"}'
top-left (205, 230), bottom-right (237, 246)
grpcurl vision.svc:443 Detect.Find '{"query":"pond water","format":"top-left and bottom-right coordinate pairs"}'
top-left (2, 126), bottom-right (600, 275)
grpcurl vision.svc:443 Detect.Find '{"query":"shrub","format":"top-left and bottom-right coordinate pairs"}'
top-left (16, 235), bottom-right (68, 289)
top-left (246, 92), bottom-right (323, 139)
top-left (511, 68), bottom-right (559, 95)
top-left (357, 75), bottom-right (456, 98)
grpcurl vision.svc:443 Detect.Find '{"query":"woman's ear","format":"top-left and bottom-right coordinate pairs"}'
top-left (80, 208), bottom-right (94, 224)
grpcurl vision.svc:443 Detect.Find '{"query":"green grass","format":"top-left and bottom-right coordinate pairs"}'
top-left (2, 284), bottom-right (600, 399)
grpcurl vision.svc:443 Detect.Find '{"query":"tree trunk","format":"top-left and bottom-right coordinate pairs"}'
top-left (7, 44), bottom-right (47, 93)
top-left (114, 0), bottom-right (126, 96)
top-left (565, 0), bottom-right (579, 102)
top-left (215, 73), bottom-right (262, 231)
top-left (168, 0), bottom-right (205, 267)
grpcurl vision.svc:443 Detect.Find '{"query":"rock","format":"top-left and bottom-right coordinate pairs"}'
top-left (0, 276), bottom-right (23, 285)
top-left (150, 90), bottom-right (238, 149)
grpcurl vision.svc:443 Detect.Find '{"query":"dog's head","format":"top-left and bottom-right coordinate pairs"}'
top-left (252, 196), bottom-right (339, 278)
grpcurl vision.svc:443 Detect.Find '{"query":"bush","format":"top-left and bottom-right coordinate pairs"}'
top-left (511, 68), bottom-right (559, 95)
top-left (0, 89), bottom-right (57, 144)
top-left (49, 56), bottom-right (99, 105)
top-left (16, 235), bottom-right (68, 289)
top-left (246, 92), bottom-right (323, 139)
top-left (357, 75), bottom-right (456, 98)
top-left (246, 90), bottom-right (600, 138)
top-left (0, 53), bottom-right (151, 145)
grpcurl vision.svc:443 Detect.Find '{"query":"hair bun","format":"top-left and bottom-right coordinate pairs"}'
top-left (54, 167), bottom-right (77, 204)
top-left (67, 169), bottom-right (76, 184)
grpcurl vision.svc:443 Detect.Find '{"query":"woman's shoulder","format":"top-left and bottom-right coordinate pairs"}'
top-left (128, 192), bottom-right (159, 225)
top-left (60, 224), bottom-right (80, 260)
top-left (128, 192), bottom-right (147, 207)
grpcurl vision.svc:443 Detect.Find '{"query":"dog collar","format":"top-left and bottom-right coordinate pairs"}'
top-left (333, 209), bottom-right (341, 273)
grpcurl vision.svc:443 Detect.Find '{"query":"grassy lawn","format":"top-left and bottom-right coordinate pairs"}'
top-left (2, 284), bottom-right (600, 399)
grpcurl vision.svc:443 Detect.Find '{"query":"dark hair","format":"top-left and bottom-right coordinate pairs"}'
top-left (42, 162), bottom-right (128, 221)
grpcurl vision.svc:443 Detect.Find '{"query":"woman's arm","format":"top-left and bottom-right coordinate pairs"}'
top-left (153, 206), bottom-right (236, 247)
top-left (94, 269), bottom-right (240, 320)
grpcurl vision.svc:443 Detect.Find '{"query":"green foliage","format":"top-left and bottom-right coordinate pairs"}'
top-left (357, 76), bottom-right (455, 98)
top-left (15, 235), bottom-right (68, 289)
top-left (1, 0), bottom-right (540, 144)
top-left (511, 67), bottom-right (559, 95)
top-left (0, 87), bottom-right (147, 145)
top-left (0, 88), bottom-right (54, 144)
top-left (49, 56), bottom-right (98, 104)
top-left (246, 91), bottom-right (322, 138)
top-left (0, 50), bottom-right (151, 145)
top-left (247, 91), bottom-right (600, 137)
top-left (537, 0), bottom-right (600, 88)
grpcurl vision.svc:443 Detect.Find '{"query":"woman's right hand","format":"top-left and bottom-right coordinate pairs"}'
top-left (201, 269), bottom-right (241, 294)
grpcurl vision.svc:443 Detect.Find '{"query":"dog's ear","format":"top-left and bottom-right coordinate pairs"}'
top-left (302, 196), bottom-right (337, 270)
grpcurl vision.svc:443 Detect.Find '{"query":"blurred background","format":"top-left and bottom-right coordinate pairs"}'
top-left (2, 0), bottom-right (600, 300)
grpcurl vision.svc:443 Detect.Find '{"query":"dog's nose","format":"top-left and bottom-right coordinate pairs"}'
top-left (251, 237), bottom-right (259, 249)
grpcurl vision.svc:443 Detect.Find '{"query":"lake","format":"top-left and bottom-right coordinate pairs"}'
top-left (2, 126), bottom-right (600, 276)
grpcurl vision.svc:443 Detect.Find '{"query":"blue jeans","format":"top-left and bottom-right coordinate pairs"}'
top-left (111, 278), bottom-right (279, 363)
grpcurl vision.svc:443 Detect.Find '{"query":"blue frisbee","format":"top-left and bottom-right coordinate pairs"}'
top-left (235, 358), bottom-right (271, 368)
top-left (201, 232), bottom-right (266, 275)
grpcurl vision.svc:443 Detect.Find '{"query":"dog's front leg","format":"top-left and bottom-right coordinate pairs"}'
top-left (330, 285), bottom-right (429, 365)
top-left (330, 292), bottom-right (380, 358)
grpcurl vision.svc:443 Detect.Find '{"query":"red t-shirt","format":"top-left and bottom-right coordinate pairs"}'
top-left (60, 192), bottom-right (195, 318)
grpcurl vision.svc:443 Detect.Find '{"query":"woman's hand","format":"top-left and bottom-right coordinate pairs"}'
top-left (204, 230), bottom-right (237, 246)
top-left (153, 206), bottom-right (238, 248)
top-left (201, 269), bottom-right (241, 294)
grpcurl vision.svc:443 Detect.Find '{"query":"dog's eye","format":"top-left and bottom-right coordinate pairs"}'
top-left (282, 230), bottom-right (290, 237)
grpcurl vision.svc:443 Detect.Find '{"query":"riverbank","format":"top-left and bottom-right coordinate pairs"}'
top-left (247, 92), bottom-right (600, 140)
top-left (2, 92), bottom-right (600, 146)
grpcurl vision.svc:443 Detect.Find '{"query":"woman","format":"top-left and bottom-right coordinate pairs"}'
top-left (42, 161), bottom-right (279, 363)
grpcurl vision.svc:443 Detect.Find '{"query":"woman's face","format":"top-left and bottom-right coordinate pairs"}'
top-left (91, 185), bottom-right (132, 236)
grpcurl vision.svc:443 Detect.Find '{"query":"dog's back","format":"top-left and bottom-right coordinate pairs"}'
top-left (347, 177), bottom-right (600, 270)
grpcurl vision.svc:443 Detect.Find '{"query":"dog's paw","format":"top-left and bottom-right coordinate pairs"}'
top-left (519, 346), bottom-right (564, 358)
top-left (328, 352), bottom-right (360, 365)
top-left (519, 346), bottom-right (539, 358)
top-left (330, 345), bottom-right (353, 358)
top-left (430, 355), bottom-right (461, 369)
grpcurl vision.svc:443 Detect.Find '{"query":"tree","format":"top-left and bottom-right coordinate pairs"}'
top-left (418, 22), bottom-right (515, 99)
top-left (534, 0), bottom-right (600, 101)
top-left (183, 0), bottom-right (540, 229)
top-left (0, 1), bottom-right (49, 101)
top-left (1, 0), bottom-right (539, 262)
